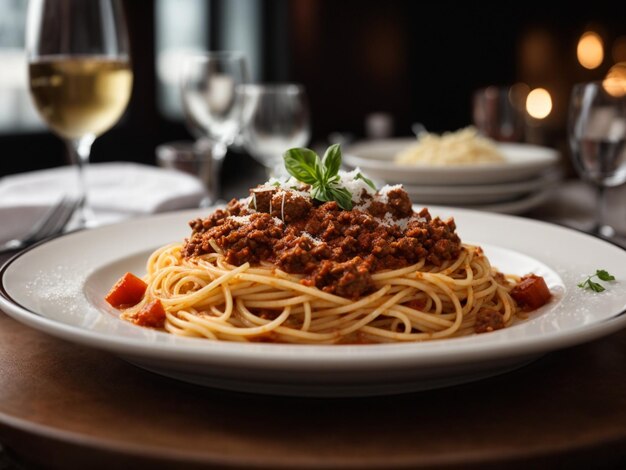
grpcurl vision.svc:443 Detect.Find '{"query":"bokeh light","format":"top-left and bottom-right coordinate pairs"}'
top-left (526, 88), bottom-right (552, 119)
top-left (577, 31), bottom-right (604, 69)
top-left (603, 62), bottom-right (626, 97)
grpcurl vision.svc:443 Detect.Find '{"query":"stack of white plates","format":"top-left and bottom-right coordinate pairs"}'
top-left (344, 138), bottom-right (561, 214)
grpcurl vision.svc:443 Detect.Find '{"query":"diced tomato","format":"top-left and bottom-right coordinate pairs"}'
top-left (133, 299), bottom-right (166, 328)
top-left (105, 272), bottom-right (147, 309)
top-left (510, 274), bottom-right (551, 310)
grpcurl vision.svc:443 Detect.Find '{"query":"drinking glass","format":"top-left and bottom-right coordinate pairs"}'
top-left (181, 52), bottom-right (249, 200)
top-left (568, 81), bottom-right (626, 237)
top-left (472, 85), bottom-right (526, 142)
top-left (26, 0), bottom-right (133, 226)
top-left (156, 139), bottom-right (217, 207)
top-left (239, 84), bottom-right (311, 177)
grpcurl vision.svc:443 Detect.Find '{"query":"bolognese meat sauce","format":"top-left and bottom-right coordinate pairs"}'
top-left (184, 184), bottom-right (461, 298)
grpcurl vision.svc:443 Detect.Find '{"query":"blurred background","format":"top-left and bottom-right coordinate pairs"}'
top-left (1, 0), bottom-right (626, 181)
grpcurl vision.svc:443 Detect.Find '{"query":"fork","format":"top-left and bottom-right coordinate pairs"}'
top-left (0, 196), bottom-right (82, 253)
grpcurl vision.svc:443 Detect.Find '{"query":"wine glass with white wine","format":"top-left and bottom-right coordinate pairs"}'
top-left (26, 0), bottom-right (133, 226)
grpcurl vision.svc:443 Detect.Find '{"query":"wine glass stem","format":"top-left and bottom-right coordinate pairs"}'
top-left (594, 185), bottom-right (613, 237)
top-left (66, 135), bottom-right (96, 227)
top-left (208, 141), bottom-right (227, 204)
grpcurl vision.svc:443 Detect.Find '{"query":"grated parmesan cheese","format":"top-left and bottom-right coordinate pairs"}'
top-left (229, 215), bottom-right (252, 224)
top-left (375, 212), bottom-right (406, 229)
top-left (301, 231), bottom-right (322, 245)
top-left (377, 184), bottom-right (404, 204)
top-left (338, 168), bottom-right (376, 202)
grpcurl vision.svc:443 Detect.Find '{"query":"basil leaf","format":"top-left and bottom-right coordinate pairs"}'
top-left (589, 281), bottom-right (605, 292)
top-left (355, 172), bottom-right (376, 190)
top-left (596, 270), bottom-right (615, 281)
top-left (311, 184), bottom-right (331, 202)
top-left (284, 148), bottom-right (320, 184)
top-left (322, 144), bottom-right (342, 182)
top-left (330, 187), bottom-right (353, 210)
top-left (283, 144), bottom-right (372, 211)
top-left (326, 174), bottom-right (340, 185)
top-left (578, 269), bottom-right (615, 293)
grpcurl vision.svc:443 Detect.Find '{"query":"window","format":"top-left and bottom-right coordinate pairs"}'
top-left (0, 0), bottom-right (44, 133)
top-left (155, 0), bottom-right (210, 120)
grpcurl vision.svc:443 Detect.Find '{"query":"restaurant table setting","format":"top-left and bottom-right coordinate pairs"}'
top-left (2, 113), bottom-right (626, 469)
top-left (2, 0), bottom-right (626, 467)
top-left (2, 106), bottom-right (626, 470)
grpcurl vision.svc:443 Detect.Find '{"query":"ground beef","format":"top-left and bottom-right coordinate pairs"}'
top-left (183, 186), bottom-right (462, 298)
top-left (249, 187), bottom-right (277, 213)
top-left (270, 191), bottom-right (312, 223)
top-left (305, 257), bottom-right (375, 298)
top-left (366, 187), bottom-right (413, 219)
top-left (474, 308), bottom-right (506, 333)
top-left (183, 212), bottom-right (283, 265)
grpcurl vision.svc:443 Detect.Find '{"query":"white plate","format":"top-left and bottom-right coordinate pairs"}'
top-left (1, 208), bottom-right (625, 397)
top-left (344, 139), bottom-right (560, 185)
top-left (404, 170), bottom-right (561, 205)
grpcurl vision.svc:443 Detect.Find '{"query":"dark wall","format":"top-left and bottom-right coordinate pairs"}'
top-left (287, 0), bottom-right (626, 139)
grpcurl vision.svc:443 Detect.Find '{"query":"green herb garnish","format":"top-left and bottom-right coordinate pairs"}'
top-left (355, 172), bottom-right (376, 190)
top-left (284, 144), bottom-right (369, 210)
top-left (577, 269), bottom-right (616, 292)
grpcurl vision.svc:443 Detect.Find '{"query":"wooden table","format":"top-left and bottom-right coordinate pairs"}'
top-left (0, 180), bottom-right (625, 469)
top-left (0, 308), bottom-right (625, 469)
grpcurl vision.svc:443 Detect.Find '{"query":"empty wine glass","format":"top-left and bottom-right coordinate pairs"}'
top-left (181, 52), bottom-right (249, 200)
top-left (239, 84), bottom-right (311, 177)
top-left (568, 81), bottom-right (626, 238)
top-left (473, 85), bottom-right (527, 142)
top-left (26, 0), bottom-right (133, 227)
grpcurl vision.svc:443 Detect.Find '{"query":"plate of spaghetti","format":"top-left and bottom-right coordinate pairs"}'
top-left (1, 146), bottom-right (625, 396)
top-left (343, 132), bottom-right (559, 185)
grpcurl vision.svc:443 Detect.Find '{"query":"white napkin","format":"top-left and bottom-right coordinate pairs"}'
top-left (0, 162), bottom-right (207, 214)
top-left (0, 162), bottom-right (207, 239)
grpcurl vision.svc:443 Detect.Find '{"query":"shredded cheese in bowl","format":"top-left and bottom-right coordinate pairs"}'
top-left (394, 127), bottom-right (505, 165)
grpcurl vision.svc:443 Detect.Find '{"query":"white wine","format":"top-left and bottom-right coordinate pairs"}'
top-left (29, 56), bottom-right (133, 140)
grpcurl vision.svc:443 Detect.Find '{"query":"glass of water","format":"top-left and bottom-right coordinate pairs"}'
top-left (568, 81), bottom-right (626, 237)
top-left (239, 84), bottom-right (311, 177)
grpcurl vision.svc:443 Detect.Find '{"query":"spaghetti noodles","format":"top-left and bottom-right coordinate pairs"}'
top-left (119, 241), bottom-right (520, 343)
